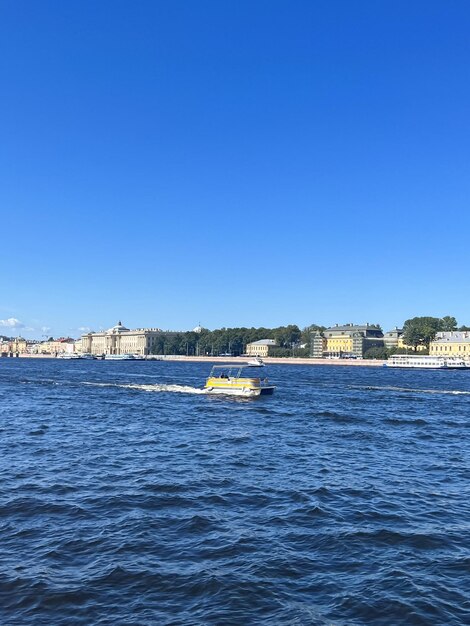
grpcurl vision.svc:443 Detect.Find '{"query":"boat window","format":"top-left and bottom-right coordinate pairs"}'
top-left (210, 365), bottom-right (267, 378)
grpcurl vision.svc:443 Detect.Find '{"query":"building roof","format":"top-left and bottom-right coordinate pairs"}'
top-left (247, 339), bottom-right (276, 346)
top-left (324, 324), bottom-right (383, 337)
top-left (433, 331), bottom-right (470, 343)
top-left (107, 321), bottom-right (130, 333)
top-left (327, 324), bottom-right (379, 332)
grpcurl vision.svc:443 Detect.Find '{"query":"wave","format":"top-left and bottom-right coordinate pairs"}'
top-left (350, 385), bottom-right (470, 396)
top-left (83, 381), bottom-right (207, 394)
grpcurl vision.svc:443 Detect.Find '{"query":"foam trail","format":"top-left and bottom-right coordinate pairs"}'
top-left (84, 382), bottom-right (207, 394)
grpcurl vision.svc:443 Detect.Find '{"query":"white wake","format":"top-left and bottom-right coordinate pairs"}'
top-left (84, 382), bottom-right (207, 394)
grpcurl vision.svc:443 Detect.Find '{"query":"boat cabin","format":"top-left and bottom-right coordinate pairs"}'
top-left (208, 365), bottom-right (267, 380)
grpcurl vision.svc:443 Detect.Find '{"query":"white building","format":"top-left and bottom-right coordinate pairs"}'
top-left (79, 321), bottom-right (165, 356)
top-left (246, 339), bottom-right (276, 357)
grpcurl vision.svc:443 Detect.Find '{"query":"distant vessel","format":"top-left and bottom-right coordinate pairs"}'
top-left (247, 357), bottom-right (265, 367)
top-left (204, 363), bottom-right (275, 396)
top-left (57, 353), bottom-right (97, 360)
top-left (386, 355), bottom-right (470, 370)
top-left (104, 354), bottom-right (137, 361)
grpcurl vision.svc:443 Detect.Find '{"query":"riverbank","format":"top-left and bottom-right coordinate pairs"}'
top-left (13, 354), bottom-right (386, 366)
top-left (158, 355), bottom-right (386, 367)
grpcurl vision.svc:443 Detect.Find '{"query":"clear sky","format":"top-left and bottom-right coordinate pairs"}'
top-left (1, 0), bottom-right (469, 338)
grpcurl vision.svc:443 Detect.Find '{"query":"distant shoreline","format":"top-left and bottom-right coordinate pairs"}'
top-left (157, 356), bottom-right (386, 367)
top-left (14, 354), bottom-right (385, 366)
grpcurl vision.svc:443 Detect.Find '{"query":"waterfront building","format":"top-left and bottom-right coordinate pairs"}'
top-left (0, 337), bottom-right (38, 356)
top-left (396, 336), bottom-right (427, 352)
top-left (246, 339), bottom-right (277, 357)
top-left (310, 331), bottom-right (327, 358)
top-left (0, 337), bottom-right (28, 355)
top-left (25, 340), bottom-right (40, 354)
top-left (310, 324), bottom-right (384, 358)
top-left (36, 338), bottom-right (75, 355)
top-left (13, 337), bottom-right (28, 353)
top-left (0, 338), bottom-right (11, 356)
top-left (79, 321), bottom-right (166, 356)
top-left (383, 327), bottom-right (403, 350)
top-left (429, 331), bottom-right (470, 358)
top-left (383, 327), bottom-right (426, 353)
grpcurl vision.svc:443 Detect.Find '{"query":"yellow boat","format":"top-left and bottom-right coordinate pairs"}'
top-left (204, 363), bottom-right (276, 397)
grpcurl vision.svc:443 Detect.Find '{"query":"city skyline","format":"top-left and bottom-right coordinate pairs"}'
top-left (0, 314), bottom-right (465, 342)
top-left (2, 1), bottom-right (470, 337)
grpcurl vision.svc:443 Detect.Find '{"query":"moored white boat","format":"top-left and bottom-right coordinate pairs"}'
top-left (386, 355), bottom-right (470, 370)
top-left (104, 354), bottom-right (137, 360)
top-left (247, 357), bottom-right (265, 367)
top-left (204, 363), bottom-right (275, 396)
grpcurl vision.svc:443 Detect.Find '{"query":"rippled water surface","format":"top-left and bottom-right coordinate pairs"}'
top-left (1, 359), bottom-right (470, 625)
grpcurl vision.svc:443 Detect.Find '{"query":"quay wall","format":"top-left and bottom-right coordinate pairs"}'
top-left (155, 356), bottom-right (386, 367)
top-left (14, 354), bottom-right (385, 366)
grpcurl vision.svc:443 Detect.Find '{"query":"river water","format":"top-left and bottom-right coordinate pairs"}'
top-left (1, 359), bottom-right (469, 625)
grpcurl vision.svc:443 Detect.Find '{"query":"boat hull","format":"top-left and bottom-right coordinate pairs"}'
top-left (386, 356), bottom-right (470, 370)
top-left (386, 365), bottom-right (469, 370)
top-left (205, 385), bottom-right (275, 397)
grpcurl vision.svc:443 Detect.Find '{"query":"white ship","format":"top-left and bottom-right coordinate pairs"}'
top-left (386, 355), bottom-right (470, 370)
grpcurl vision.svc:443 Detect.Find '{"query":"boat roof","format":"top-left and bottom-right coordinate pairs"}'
top-left (391, 354), bottom-right (444, 358)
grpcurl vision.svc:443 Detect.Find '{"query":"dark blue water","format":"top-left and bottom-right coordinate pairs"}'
top-left (1, 359), bottom-right (470, 625)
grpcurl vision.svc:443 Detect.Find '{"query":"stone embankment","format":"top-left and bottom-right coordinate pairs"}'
top-left (153, 355), bottom-right (386, 367)
top-left (15, 354), bottom-right (385, 366)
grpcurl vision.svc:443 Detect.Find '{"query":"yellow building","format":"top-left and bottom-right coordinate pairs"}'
top-left (37, 338), bottom-right (75, 355)
top-left (430, 331), bottom-right (470, 358)
top-left (0, 337), bottom-right (29, 355)
top-left (397, 336), bottom-right (427, 352)
top-left (246, 339), bottom-right (276, 357)
top-left (313, 324), bottom-right (384, 358)
top-left (326, 334), bottom-right (353, 354)
top-left (11, 337), bottom-right (28, 354)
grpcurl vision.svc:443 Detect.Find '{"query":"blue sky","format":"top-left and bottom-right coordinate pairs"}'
top-left (1, 0), bottom-right (469, 338)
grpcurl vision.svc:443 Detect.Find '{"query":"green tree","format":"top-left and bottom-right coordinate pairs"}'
top-left (268, 347), bottom-right (292, 357)
top-left (300, 324), bottom-right (326, 348)
top-left (363, 346), bottom-right (388, 359)
top-left (402, 317), bottom-right (443, 350)
top-left (441, 316), bottom-right (458, 331)
top-left (272, 325), bottom-right (301, 347)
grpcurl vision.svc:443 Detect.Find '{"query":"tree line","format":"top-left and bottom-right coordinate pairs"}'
top-left (149, 324), bottom-right (325, 357)
top-left (400, 315), bottom-right (462, 351)
top-left (149, 316), bottom-right (466, 358)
